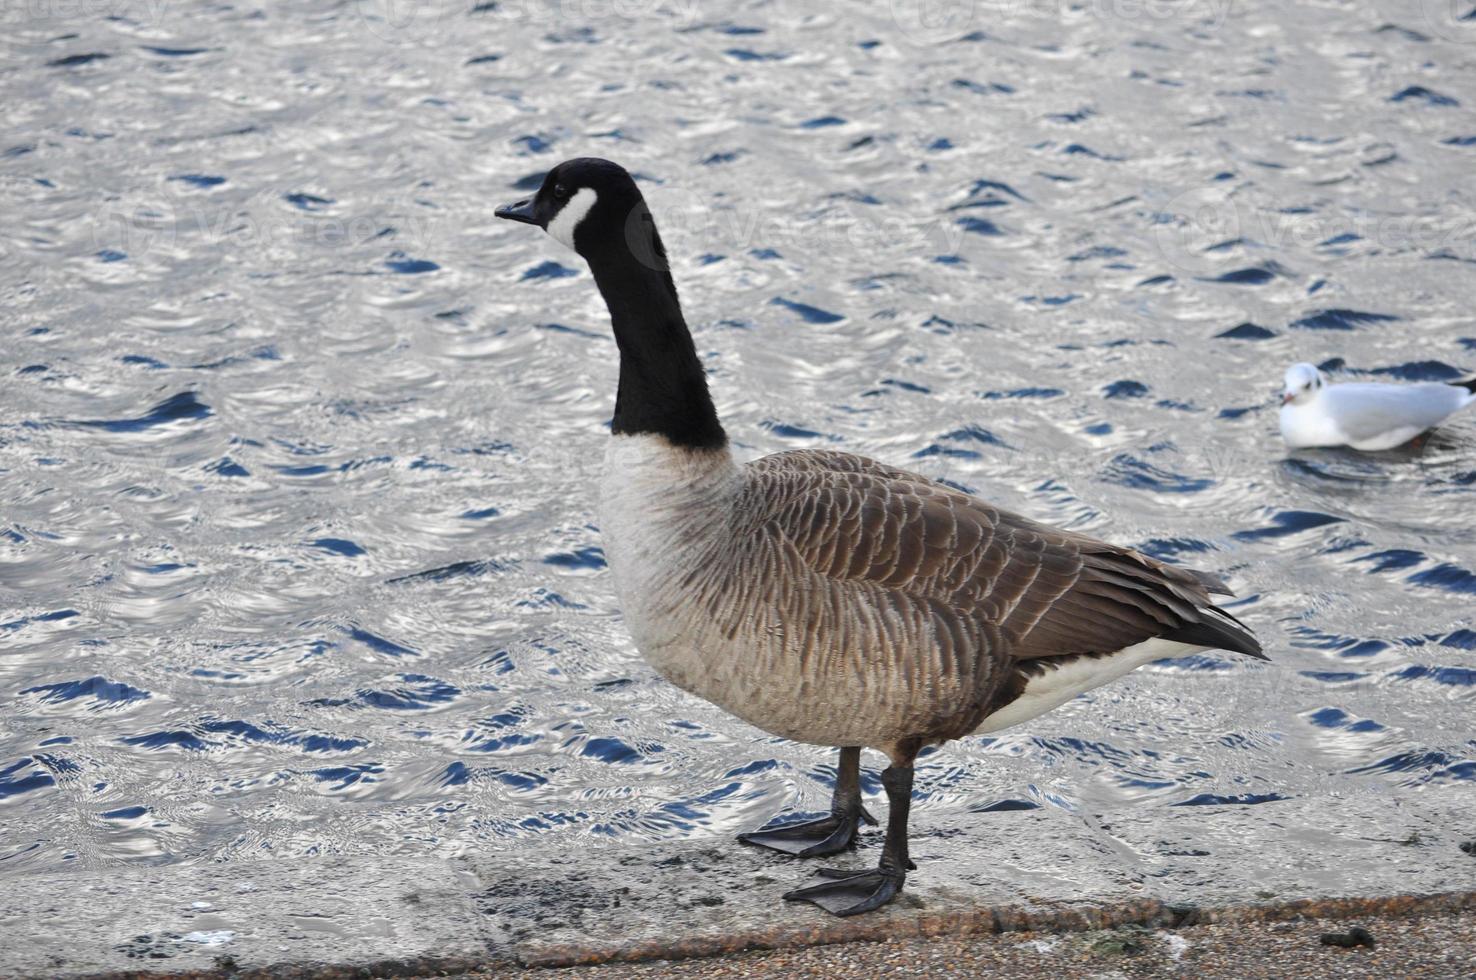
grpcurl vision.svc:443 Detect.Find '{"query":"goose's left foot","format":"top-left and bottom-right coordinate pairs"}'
top-left (738, 746), bottom-right (874, 858)
top-left (782, 759), bottom-right (916, 917)
top-left (783, 863), bottom-right (904, 916)
top-left (738, 810), bottom-right (872, 857)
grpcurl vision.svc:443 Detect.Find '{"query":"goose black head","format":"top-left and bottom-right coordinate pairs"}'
top-left (497, 157), bottom-right (723, 449)
top-left (495, 157), bottom-right (666, 270)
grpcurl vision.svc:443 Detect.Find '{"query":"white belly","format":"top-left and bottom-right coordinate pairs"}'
top-left (972, 638), bottom-right (1199, 734)
top-left (1346, 426), bottom-right (1425, 452)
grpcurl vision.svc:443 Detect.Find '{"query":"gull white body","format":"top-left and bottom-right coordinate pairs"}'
top-left (1279, 364), bottom-right (1476, 451)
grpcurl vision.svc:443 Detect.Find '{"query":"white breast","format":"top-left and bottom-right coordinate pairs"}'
top-left (1278, 401), bottom-right (1345, 449)
top-left (598, 435), bottom-right (742, 678)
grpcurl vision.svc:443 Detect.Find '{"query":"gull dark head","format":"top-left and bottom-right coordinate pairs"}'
top-left (1282, 362), bottom-right (1325, 406)
top-left (495, 157), bottom-right (665, 268)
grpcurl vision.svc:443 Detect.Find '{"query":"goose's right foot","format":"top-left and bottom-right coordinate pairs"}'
top-left (782, 863), bottom-right (903, 916)
top-left (738, 746), bottom-right (873, 858)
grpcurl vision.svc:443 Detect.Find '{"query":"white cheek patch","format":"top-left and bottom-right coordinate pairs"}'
top-left (546, 187), bottom-right (598, 252)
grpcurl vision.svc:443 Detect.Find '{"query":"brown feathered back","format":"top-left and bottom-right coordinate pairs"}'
top-left (746, 449), bottom-right (1262, 667)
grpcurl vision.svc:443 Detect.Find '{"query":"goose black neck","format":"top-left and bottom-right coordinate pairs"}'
top-left (587, 242), bottom-right (726, 451)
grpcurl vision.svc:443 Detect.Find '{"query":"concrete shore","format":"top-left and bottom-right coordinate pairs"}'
top-left (19, 895), bottom-right (1476, 979)
top-left (5, 795), bottom-right (1471, 978)
top-left (535, 908), bottom-right (1476, 979)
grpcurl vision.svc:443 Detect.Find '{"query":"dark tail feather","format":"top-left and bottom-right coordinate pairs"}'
top-left (1457, 377), bottom-right (1476, 395)
top-left (1165, 606), bottom-right (1268, 661)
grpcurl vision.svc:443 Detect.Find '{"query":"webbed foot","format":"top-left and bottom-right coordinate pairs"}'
top-left (738, 806), bottom-right (876, 857)
top-left (782, 864), bottom-right (904, 916)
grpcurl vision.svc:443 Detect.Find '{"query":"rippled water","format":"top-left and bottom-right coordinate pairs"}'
top-left (3, 0), bottom-right (1475, 879)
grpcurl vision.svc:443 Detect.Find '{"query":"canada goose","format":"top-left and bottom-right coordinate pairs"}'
top-left (1280, 362), bottom-right (1476, 451)
top-left (497, 158), bottom-right (1265, 916)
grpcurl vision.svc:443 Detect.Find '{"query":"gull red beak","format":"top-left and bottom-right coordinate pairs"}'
top-left (1282, 393), bottom-right (1294, 405)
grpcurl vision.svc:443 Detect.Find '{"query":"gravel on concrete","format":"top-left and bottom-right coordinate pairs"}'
top-left (442, 910), bottom-right (1476, 979)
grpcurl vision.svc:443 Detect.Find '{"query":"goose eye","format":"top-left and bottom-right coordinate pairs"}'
top-left (553, 183), bottom-right (569, 200)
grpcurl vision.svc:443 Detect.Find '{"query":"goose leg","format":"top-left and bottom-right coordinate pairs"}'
top-left (738, 746), bottom-right (877, 858)
top-left (782, 761), bottom-right (915, 916)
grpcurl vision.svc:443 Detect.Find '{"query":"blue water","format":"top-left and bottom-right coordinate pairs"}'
top-left (2, 0), bottom-right (1475, 878)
